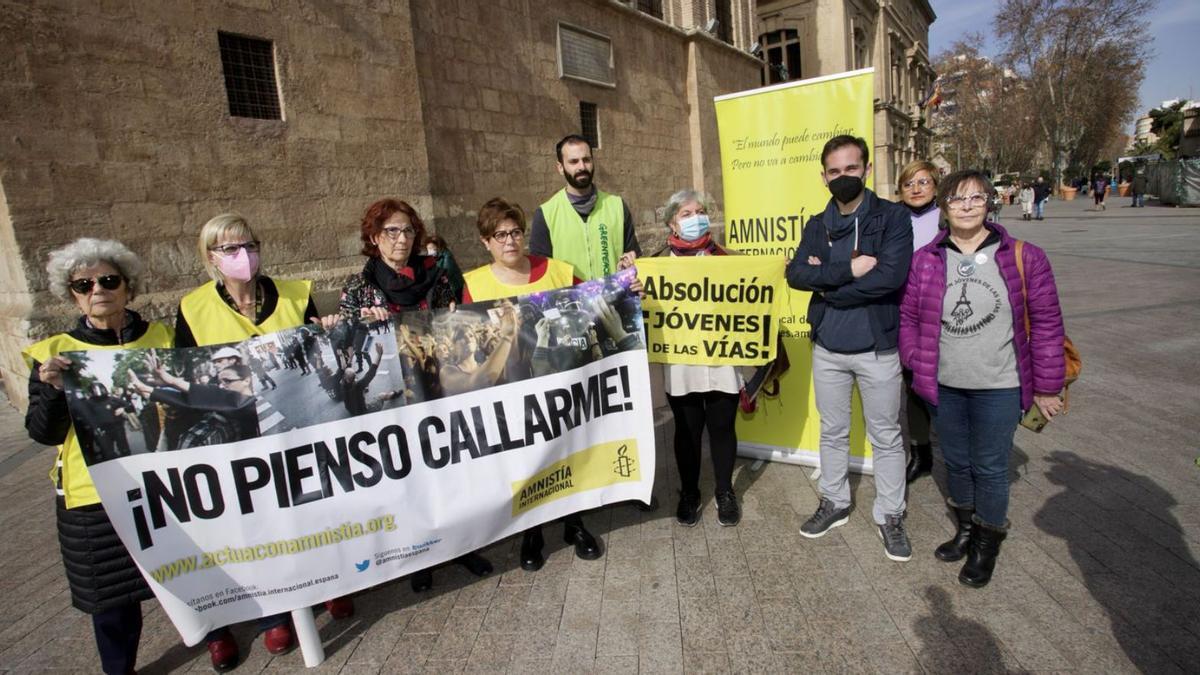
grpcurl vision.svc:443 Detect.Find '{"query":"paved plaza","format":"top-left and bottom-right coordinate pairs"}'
top-left (1, 195), bottom-right (1198, 673)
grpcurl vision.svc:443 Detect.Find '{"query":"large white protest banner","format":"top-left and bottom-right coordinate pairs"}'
top-left (62, 271), bottom-right (653, 645)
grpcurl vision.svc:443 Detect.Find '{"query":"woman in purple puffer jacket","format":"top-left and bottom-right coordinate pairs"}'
top-left (899, 169), bottom-right (1065, 588)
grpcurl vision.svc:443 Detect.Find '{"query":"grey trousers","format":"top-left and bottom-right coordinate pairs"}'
top-left (812, 345), bottom-right (906, 524)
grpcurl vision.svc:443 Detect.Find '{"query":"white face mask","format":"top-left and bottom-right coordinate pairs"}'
top-left (677, 214), bottom-right (710, 241)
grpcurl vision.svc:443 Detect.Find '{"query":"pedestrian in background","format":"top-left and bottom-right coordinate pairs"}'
top-left (1032, 176), bottom-right (1051, 220)
top-left (1019, 183), bottom-right (1035, 221)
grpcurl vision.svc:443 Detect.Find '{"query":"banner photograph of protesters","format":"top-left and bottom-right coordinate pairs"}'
top-left (395, 269), bottom-right (643, 404)
top-left (64, 326), bottom-right (407, 457)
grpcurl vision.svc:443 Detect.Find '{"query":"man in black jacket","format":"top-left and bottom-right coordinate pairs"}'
top-left (786, 135), bottom-right (913, 561)
top-left (1033, 176), bottom-right (1052, 220)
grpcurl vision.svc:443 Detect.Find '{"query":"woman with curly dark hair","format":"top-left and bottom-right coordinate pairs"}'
top-left (337, 197), bottom-right (493, 592)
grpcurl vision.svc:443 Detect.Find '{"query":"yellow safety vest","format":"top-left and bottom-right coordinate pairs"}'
top-left (463, 257), bottom-right (576, 303)
top-left (178, 278), bottom-right (312, 347)
top-left (22, 323), bottom-right (175, 508)
top-left (539, 188), bottom-right (625, 280)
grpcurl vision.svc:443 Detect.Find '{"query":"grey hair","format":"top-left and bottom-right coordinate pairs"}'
top-left (45, 238), bottom-right (143, 301)
top-left (663, 189), bottom-right (715, 226)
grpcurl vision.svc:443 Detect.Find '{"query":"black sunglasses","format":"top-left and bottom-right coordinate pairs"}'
top-left (68, 274), bottom-right (124, 295)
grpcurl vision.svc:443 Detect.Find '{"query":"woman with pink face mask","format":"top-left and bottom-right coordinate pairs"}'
top-left (175, 213), bottom-right (353, 671)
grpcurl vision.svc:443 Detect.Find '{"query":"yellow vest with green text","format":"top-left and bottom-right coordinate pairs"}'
top-left (22, 323), bottom-right (174, 508)
top-left (179, 278), bottom-right (312, 347)
top-left (539, 188), bottom-right (625, 280)
top-left (463, 257), bottom-right (576, 303)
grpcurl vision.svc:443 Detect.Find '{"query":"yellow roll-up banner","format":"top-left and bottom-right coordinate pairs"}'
top-left (715, 69), bottom-right (875, 472)
top-left (638, 256), bottom-right (787, 366)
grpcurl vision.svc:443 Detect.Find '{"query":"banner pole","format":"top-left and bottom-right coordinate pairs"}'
top-left (291, 608), bottom-right (324, 667)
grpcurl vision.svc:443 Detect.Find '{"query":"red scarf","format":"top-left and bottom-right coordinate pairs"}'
top-left (667, 233), bottom-right (725, 256)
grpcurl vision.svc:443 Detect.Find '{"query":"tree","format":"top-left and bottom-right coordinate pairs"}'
top-left (995, 0), bottom-right (1153, 187)
top-left (931, 39), bottom-right (1040, 175)
top-left (1148, 101), bottom-right (1187, 159)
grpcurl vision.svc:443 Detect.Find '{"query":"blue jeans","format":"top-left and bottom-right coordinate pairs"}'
top-left (1034, 198), bottom-right (1047, 219)
top-left (929, 385), bottom-right (1021, 527)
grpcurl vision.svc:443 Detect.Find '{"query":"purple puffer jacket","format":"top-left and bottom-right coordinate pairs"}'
top-left (899, 222), bottom-right (1065, 411)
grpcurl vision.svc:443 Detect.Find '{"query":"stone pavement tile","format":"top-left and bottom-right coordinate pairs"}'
top-left (756, 598), bottom-right (811, 652)
top-left (568, 550), bottom-right (608, 581)
top-left (505, 655), bottom-right (552, 673)
top-left (974, 605), bottom-right (1071, 671)
top-left (595, 600), bottom-right (638, 657)
top-left (462, 632), bottom-right (515, 672)
top-left (776, 648), bottom-right (852, 673)
top-left (451, 576), bottom-right (501, 609)
top-left (600, 556), bottom-right (641, 604)
top-left (636, 536), bottom-right (677, 577)
top-left (378, 632), bottom-right (439, 673)
top-left (673, 555), bottom-right (716, 600)
top-left (420, 657), bottom-right (466, 673)
top-left (705, 539), bottom-right (749, 576)
top-left (527, 562), bottom-right (571, 605)
top-left (743, 553), bottom-right (800, 601)
top-left (560, 577), bottom-right (604, 631)
top-left (682, 650), bottom-right (730, 673)
top-left (724, 630), bottom-right (783, 672)
top-left (637, 574), bottom-right (679, 623)
top-left (341, 607), bottom-right (413, 668)
top-left (0, 605), bottom-right (79, 670)
top-left (670, 518), bottom-right (710, 558)
top-left (678, 594), bottom-right (726, 655)
top-left (637, 620), bottom-right (683, 673)
top-left (11, 636), bottom-right (102, 671)
top-left (427, 605), bottom-right (486, 661)
top-left (593, 654), bottom-right (638, 673)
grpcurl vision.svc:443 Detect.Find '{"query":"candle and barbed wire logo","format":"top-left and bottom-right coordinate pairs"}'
top-left (612, 444), bottom-right (635, 478)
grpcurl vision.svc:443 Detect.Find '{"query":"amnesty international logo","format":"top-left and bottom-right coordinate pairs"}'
top-left (613, 444), bottom-right (635, 478)
top-left (511, 439), bottom-right (640, 516)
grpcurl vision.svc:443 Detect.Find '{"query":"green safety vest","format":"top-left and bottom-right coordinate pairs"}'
top-left (539, 188), bottom-right (625, 280)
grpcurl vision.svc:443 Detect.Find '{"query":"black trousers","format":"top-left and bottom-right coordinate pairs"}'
top-left (667, 391), bottom-right (739, 494)
top-left (92, 603), bottom-right (141, 674)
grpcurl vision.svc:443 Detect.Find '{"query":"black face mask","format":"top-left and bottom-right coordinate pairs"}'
top-left (828, 175), bottom-right (865, 204)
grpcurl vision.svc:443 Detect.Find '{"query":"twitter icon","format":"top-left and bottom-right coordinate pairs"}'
top-left (355, 560), bottom-right (370, 572)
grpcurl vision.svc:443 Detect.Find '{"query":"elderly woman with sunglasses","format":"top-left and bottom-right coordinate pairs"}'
top-left (175, 213), bottom-right (352, 671)
top-left (23, 238), bottom-right (174, 675)
top-left (336, 197), bottom-right (494, 592)
top-left (900, 169), bottom-right (1065, 588)
top-left (896, 160), bottom-right (941, 483)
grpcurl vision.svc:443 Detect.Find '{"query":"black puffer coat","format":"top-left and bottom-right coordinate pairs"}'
top-left (26, 312), bottom-right (155, 613)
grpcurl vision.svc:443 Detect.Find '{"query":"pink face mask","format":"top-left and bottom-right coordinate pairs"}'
top-left (216, 248), bottom-right (259, 282)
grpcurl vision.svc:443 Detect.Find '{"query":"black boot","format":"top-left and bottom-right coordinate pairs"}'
top-left (520, 527), bottom-right (545, 572)
top-left (905, 443), bottom-right (933, 483)
top-left (410, 568), bottom-right (432, 592)
top-left (563, 520), bottom-right (602, 560)
top-left (455, 552), bottom-right (493, 577)
top-left (934, 502), bottom-right (975, 562)
top-left (959, 518), bottom-right (1008, 588)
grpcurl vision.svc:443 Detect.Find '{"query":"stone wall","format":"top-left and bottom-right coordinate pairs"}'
top-left (0, 0), bottom-right (759, 408)
top-left (0, 0), bottom-right (433, 406)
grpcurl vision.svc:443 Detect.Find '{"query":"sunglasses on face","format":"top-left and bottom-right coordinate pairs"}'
top-left (69, 274), bottom-right (124, 295)
top-left (209, 241), bottom-right (261, 256)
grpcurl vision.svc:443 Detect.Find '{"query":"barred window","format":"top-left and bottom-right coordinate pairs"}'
top-left (558, 24), bottom-right (615, 87)
top-left (580, 102), bottom-right (600, 149)
top-left (636, 0), bottom-right (663, 19)
top-left (218, 32), bottom-right (282, 120)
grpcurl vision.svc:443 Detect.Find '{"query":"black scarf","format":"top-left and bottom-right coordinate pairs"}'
top-left (364, 255), bottom-right (439, 310)
top-left (908, 199), bottom-right (937, 216)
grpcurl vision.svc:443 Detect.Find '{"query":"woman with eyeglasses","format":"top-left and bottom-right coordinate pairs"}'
top-left (23, 238), bottom-right (174, 674)
top-left (176, 213), bottom-right (352, 671)
top-left (337, 197), bottom-right (495, 592)
top-left (896, 160), bottom-right (941, 483)
top-left (459, 197), bottom-right (612, 572)
top-left (900, 169), bottom-right (1065, 588)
